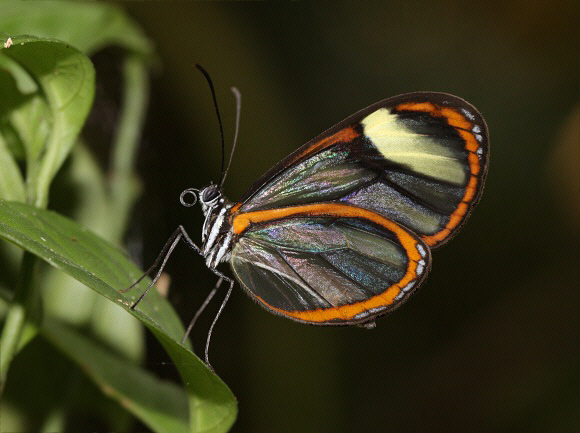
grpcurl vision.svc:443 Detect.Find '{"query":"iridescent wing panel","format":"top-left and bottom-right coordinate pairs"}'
top-left (229, 203), bottom-right (431, 324)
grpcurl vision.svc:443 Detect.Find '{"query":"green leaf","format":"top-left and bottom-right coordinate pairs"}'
top-left (0, 200), bottom-right (237, 433)
top-left (0, 2), bottom-right (153, 57)
top-left (0, 35), bottom-right (95, 207)
top-left (44, 143), bottom-right (145, 361)
top-left (42, 318), bottom-right (189, 433)
top-left (0, 132), bottom-right (25, 202)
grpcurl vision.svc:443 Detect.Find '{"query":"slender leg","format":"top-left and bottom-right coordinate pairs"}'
top-left (204, 270), bottom-right (234, 370)
top-left (181, 277), bottom-right (223, 345)
top-left (121, 225), bottom-right (201, 309)
top-left (120, 224), bottom-right (235, 370)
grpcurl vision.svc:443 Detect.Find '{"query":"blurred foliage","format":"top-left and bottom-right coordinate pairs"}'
top-left (0, 2), bottom-right (235, 432)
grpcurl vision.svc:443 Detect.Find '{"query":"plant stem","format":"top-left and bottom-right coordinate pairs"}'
top-left (107, 53), bottom-right (149, 243)
top-left (0, 252), bottom-right (39, 397)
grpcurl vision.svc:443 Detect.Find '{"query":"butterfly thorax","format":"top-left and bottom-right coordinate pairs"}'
top-left (199, 184), bottom-right (234, 269)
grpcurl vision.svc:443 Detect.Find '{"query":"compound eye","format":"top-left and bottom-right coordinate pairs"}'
top-left (201, 185), bottom-right (219, 203)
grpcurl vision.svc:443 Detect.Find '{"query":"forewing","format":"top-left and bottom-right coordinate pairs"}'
top-left (236, 92), bottom-right (489, 248)
top-left (229, 204), bottom-right (431, 324)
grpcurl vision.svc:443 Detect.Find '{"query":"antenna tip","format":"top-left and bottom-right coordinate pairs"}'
top-left (230, 86), bottom-right (241, 99)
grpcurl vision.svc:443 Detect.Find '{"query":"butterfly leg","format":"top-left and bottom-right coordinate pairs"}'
top-left (121, 225), bottom-right (202, 309)
top-left (181, 276), bottom-right (223, 345)
top-left (203, 270), bottom-right (234, 370)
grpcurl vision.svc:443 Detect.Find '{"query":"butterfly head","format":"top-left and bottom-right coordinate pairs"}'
top-left (180, 184), bottom-right (224, 216)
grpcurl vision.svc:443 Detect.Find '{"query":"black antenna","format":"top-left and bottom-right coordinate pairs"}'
top-left (195, 64), bottom-right (225, 183)
top-left (220, 87), bottom-right (241, 188)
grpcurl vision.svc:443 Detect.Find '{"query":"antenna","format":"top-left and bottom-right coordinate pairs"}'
top-left (195, 64), bottom-right (225, 183)
top-left (220, 87), bottom-right (241, 188)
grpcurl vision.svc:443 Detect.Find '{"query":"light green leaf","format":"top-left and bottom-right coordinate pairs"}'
top-left (0, 35), bottom-right (95, 207)
top-left (0, 133), bottom-right (25, 202)
top-left (0, 2), bottom-right (153, 57)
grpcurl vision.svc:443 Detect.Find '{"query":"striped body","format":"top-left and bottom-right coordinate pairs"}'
top-left (199, 191), bottom-right (233, 269)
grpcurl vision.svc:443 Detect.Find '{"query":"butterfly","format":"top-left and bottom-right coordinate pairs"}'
top-left (125, 66), bottom-right (489, 366)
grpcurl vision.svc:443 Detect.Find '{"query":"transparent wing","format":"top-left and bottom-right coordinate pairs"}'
top-left (230, 205), bottom-right (431, 324)
top-left (236, 92), bottom-right (489, 248)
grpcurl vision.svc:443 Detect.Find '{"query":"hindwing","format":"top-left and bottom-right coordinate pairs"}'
top-left (230, 204), bottom-right (430, 324)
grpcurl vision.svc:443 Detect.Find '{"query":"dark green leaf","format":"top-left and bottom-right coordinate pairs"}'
top-left (43, 318), bottom-right (189, 433)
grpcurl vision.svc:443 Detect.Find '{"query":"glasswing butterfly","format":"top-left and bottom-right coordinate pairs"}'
top-left (124, 66), bottom-right (489, 367)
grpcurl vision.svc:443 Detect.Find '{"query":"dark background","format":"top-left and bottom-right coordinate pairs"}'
top-left (111, 2), bottom-right (578, 432)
